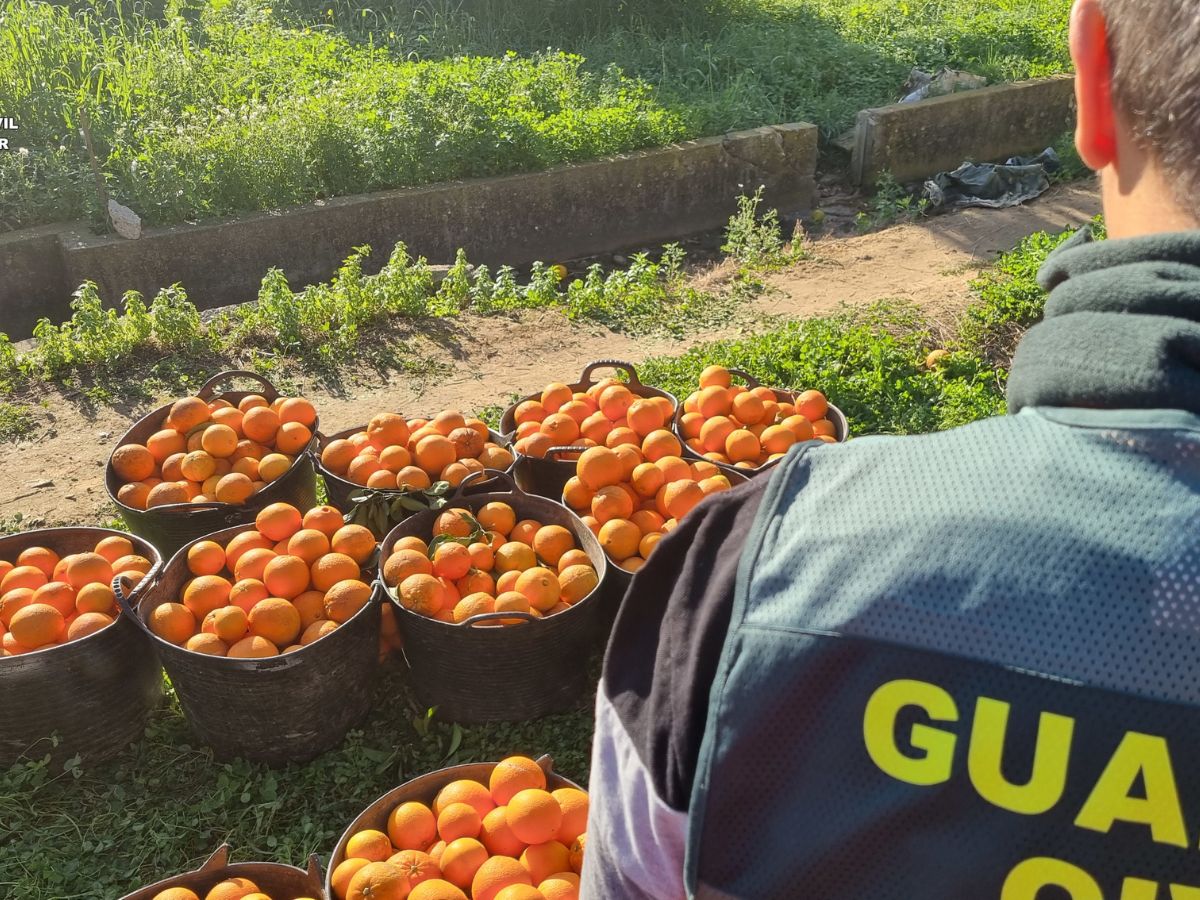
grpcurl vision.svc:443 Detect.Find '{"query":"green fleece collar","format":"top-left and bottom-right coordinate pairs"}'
top-left (1006, 225), bottom-right (1200, 415)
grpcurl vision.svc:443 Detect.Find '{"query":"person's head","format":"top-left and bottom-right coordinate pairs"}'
top-left (1072, 0), bottom-right (1200, 238)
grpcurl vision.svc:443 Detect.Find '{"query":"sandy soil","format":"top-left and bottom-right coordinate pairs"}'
top-left (0, 180), bottom-right (1100, 527)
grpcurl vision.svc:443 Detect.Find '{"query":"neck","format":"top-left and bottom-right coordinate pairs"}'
top-left (1100, 165), bottom-right (1200, 240)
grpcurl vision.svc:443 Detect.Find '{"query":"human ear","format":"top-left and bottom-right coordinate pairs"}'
top-left (1070, 0), bottom-right (1118, 170)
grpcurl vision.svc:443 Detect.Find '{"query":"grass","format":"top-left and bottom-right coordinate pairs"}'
top-left (2, 0), bottom-right (1073, 232)
top-left (0, 217), bottom-right (1081, 897)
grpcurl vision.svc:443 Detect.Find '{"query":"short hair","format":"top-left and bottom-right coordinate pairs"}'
top-left (1102, 0), bottom-right (1200, 218)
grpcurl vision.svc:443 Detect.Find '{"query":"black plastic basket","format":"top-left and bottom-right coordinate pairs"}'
top-left (672, 368), bottom-right (849, 478)
top-left (115, 523), bottom-right (381, 765)
top-left (501, 360), bottom-right (676, 501)
top-left (0, 527), bottom-right (162, 768)
top-left (379, 470), bottom-right (610, 723)
top-left (325, 755), bottom-right (581, 900)
top-left (106, 370), bottom-right (320, 561)
top-left (120, 845), bottom-right (325, 900)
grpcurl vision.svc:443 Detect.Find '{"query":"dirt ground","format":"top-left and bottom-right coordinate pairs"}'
top-left (0, 180), bottom-right (1100, 527)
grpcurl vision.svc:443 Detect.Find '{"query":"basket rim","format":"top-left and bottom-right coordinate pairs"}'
top-left (104, 377), bottom-right (320, 516)
top-left (378, 481), bottom-right (609, 630)
top-left (497, 359), bottom-right (678, 439)
top-left (120, 844), bottom-right (323, 900)
top-left (314, 422), bottom-right (513, 497)
top-left (0, 526), bottom-right (162, 663)
top-left (124, 520), bottom-right (380, 669)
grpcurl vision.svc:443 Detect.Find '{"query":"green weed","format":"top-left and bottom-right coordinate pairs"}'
top-left (0, 402), bottom-right (39, 442)
top-left (855, 172), bottom-right (929, 234)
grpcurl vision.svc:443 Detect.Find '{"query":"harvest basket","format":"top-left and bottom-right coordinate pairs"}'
top-left (380, 470), bottom-right (609, 723)
top-left (0, 527), bottom-right (162, 768)
top-left (121, 844), bottom-right (325, 900)
top-left (325, 755), bottom-right (582, 900)
top-left (672, 368), bottom-right (849, 478)
top-left (115, 523), bottom-right (381, 765)
top-left (317, 422), bottom-right (515, 537)
top-left (502, 360), bottom-right (676, 501)
top-left (106, 370), bottom-right (320, 560)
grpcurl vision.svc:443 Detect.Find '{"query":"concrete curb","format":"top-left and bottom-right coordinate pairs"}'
top-left (851, 75), bottom-right (1077, 186)
top-left (0, 122), bottom-right (818, 340)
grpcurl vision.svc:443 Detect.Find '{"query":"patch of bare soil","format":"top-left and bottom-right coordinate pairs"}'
top-left (0, 181), bottom-right (1100, 527)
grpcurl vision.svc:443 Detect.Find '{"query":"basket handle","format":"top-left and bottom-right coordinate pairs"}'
top-left (726, 368), bottom-right (762, 388)
top-left (534, 753), bottom-right (555, 775)
top-left (197, 844), bottom-right (231, 873)
top-left (112, 564), bottom-right (162, 634)
top-left (197, 369), bottom-right (277, 400)
top-left (452, 468), bottom-right (521, 499)
top-left (305, 854), bottom-right (322, 883)
top-left (542, 445), bottom-right (590, 461)
top-left (456, 610), bottom-right (541, 628)
top-left (579, 359), bottom-right (643, 388)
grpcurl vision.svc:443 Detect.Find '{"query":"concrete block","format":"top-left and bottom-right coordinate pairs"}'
top-left (851, 75), bottom-right (1077, 186)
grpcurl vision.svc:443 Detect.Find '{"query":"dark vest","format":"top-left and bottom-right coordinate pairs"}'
top-left (686, 406), bottom-right (1200, 899)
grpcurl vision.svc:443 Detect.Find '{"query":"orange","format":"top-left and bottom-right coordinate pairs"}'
top-left (537, 873), bottom-right (579, 900)
top-left (521, 841), bottom-right (570, 885)
top-left (293, 590), bottom-right (326, 629)
top-left (322, 439), bottom-right (358, 475)
top-left (258, 453), bottom-right (292, 482)
top-left (276, 422), bottom-right (313, 455)
top-left (466, 544), bottom-right (494, 573)
top-left (531, 526), bottom-right (574, 567)
top-left (540, 382), bottom-right (573, 413)
top-left (380, 445), bottom-right (413, 473)
top-left (384, 549), bottom-right (433, 586)
top-left (760, 424), bottom-right (796, 455)
top-left (112, 444), bottom-right (156, 482)
top-left (87, 537), bottom-right (129, 568)
top-left (304, 505), bottom-right (345, 536)
top-left (555, 549), bottom-right (592, 573)
top-left (506, 519), bottom-right (538, 546)
top-left (147, 482), bottom-right (190, 508)
top-left (598, 519), bottom-right (640, 562)
top-left (201, 424), bottom-right (239, 459)
top-left (698, 416), bottom-right (735, 454)
top-left (229, 578), bottom-right (269, 614)
top-left (782, 414), bottom-right (815, 442)
top-left (205, 878), bottom-right (262, 900)
top-left (312, 552), bottom-right (361, 591)
top-left (32, 582), bottom-right (76, 617)
top-left (242, 407), bottom-right (280, 444)
top-left (495, 542), bottom-right (536, 574)
top-left (699, 475), bottom-right (732, 496)
top-left (415, 435), bottom-right (456, 476)
top-left (506, 790), bottom-right (563, 845)
top-left (579, 412), bottom-right (613, 445)
top-left (796, 389), bottom-right (828, 421)
top-left (204, 605), bottom-right (249, 643)
top-left (696, 385), bottom-right (732, 419)
top-left (641, 429), bottom-right (681, 463)
top-left (619, 556), bottom-right (646, 574)
top-left (212, 473), bottom-right (253, 504)
top-left (117, 482), bottom-right (153, 510)
top-left (262, 554), bottom-right (310, 599)
top-left (448, 426), bottom-right (484, 461)
top-left (1, 566), bottom-right (46, 594)
top-left (812, 417), bottom-right (837, 438)
top-left (393, 465), bottom-right (431, 492)
top-left (389, 849), bottom-right (441, 889)
top-left (732, 391), bottom-right (765, 425)
top-left (151, 888), bottom-right (201, 900)
top-left (388, 801), bottom-right (438, 851)
top-left (256, 503), bottom-right (303, 542)
top-left (699, 365), bottom-right (731, 388)
top-left (558, 565), bottom-right (598, 604)
top-left (332, 525), bottom-right (377, 565)
top-left (332, 858), bottom-right (372, 900)
top-left (490, 756), bottom-right (548, 805)
top-left (10, 603), bottom-right (65, 648)
top-left (551, 789), bottom-right (588, 844)
top-left (611, 444), bottom-right (642, 480)
top-left (630, 509), bottom-right (666, 535)
top-left (398, 574), bottom-right (443, 616)
top-left (367, 413), bottom-right (410, 450)
top-left (75, 582), bottom-right (116, 615)
top-left (494, 591), bottom-right (531, 624)
top-left (440, 838), bottom-right (488, 890)
top-left (657, 480), bottom-right (704, 521)
top-left (477, 502), bottom-right (516, 536)
top-left (679, 412), bottom-right (705, 441)
top-left (165, 396), bottom-right (210, 432)
top-left (228, 635), bottom-right (278, 658)
top-left (432, 542), bottom-right (471, 581)
top-left (300, 620), bottom-right (339, 645)
top-left (493, 888), bottom-right (542, 900)
top-left (481, 806), bottom-right (527, 857)
top-left (325, 579), bottom-right (373, 623)
top-left (638, 532), bottom-right (662, 558)
top-left (147, 429), bottom-right (186, 463)
top-left (409, 881), bottom-right (466, 900)
top-left (67, 611), bottom-right (112, 642)
top-left (438, 802), bottom-right (482, 842)
top-left (347, 862), bottom-right (410, 900)
top-left (604, 427), bottom-right (638, 449)
top-left (211, 407), bottom-right (244, 435)
top-left (234, 548), bottom-right (277, 583)
top-left (288, 529), bottom-right (332, 565)
top-left (725, 429), bottom-right (761, 464)
top-left (453, 592), bottom-right (494, 625)
top-left (628, 460), bottom-right (666, 500)
top-left (187, 541), bottom-right (226, 577)
top-left (625, 399), bottom-right (664, 437)
top-left (248, 597), bottom-right (301, 646)
top-left (429, 410), bottom-right (466, 436)
top-left (568, 835), bottom-right (585, 874)
top-left (539, 413), bottom-right (579, 446)
top-left (185, 632), bottom-right (228, 656)
top-left (278, 397), bottom-right (317, 427)
top-left (576, 447), bottom-right (622, 491)
top-left (347, 829), bottom-right (394, 862)
top-left (434, 509), bottom-right (474, 539)
top-left (513, 400), bottom-right (548, 425)
top-left (346, 455), bottom-right (383, 486)
top-left (586, 485), bottom-right (630, 524)
top-left (436, 780), bottom-right (496, 819)
top-left (472, 856), bottom-right (533, 900)
top-left (225, 532), bottom-right (273, 569)
top-left (515, 568), bottom-right (560, 613)
top-left (597, 385), bottom-right (633, 421)
top-left (183, 575), bottom-right (232, 619)
top-left (149, 602), bottom-right (195, 644)
top-left (237, 394), bottom-right (269, 413)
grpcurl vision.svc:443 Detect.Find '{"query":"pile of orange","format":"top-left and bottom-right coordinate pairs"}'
top-left (322, 412), bottom-right (515, 491)
top-left (677, 366), bottom-right (837, 469)
top-left (148, 503), bottom-right (377, 658)
top-left (112, 393), bottom-right (318, 510)
top-left (383, 503), bottom-right (599, 625)
top-left (331, 757), bottom-right (587, 900)
top-left (152, 880), bottom-right (318, 900)
top-left (562, 445), bottom-right (732, 573)
top-left (509, 378), bottom-right (675, 460)
top-left (0, 537), bottom-right (152, 656)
